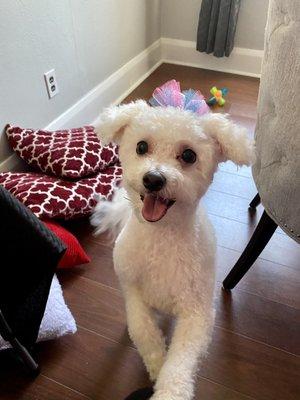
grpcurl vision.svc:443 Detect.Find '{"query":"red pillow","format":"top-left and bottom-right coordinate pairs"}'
top-left (6, 125), bottom-right (118, 179)
top-left (43, 220), bottom-right (90, 268)
top-left (0, 166), bottom-right (122, 219)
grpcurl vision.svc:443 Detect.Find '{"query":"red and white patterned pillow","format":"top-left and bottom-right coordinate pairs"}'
top-left (6, 125), bottom-right (118, 179)
top-left (0, 166), bottom-right (122, 219)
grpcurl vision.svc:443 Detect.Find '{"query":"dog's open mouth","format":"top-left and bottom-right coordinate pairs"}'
top-left (140, 194), bottom-right (175, 222)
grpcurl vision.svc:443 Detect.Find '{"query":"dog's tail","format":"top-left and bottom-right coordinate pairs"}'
top-left (90, 187), bottom-right (131, 239)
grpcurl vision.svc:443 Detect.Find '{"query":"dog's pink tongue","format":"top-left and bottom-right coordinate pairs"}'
top-left (142, 194), bottom-right (168, 222)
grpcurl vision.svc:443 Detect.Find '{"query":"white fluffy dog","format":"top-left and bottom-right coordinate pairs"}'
top-left (91, 100), bottom-right (253, 400)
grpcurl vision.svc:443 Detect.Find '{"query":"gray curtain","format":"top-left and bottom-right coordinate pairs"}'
top-left (197, 0), bottom-right (241, 57)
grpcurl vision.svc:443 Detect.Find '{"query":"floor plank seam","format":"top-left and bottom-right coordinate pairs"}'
top-left (205, 203), bottom-right (286, 236)
top-left (215, 325), bottom-right (300, 358)
top-left (217, 244), bottom-right (298, 271)
top-left (207, 187), bottom-right (254, 201)
top-left (215, 283), bottom-right (300, 311)
top-left (218, 169), bottom-right (253, 179)
top-left (67, 271), bottom-right (121, 293)
top-left (40, 373), bottom-right (92, 400)
top-left (77, 324), bottom-right (137, 351)
top-left (216, 169), bottom-right (254, 180)
top-left (195, 374), bottom-right (257, 400)
top-left (207, 210), bottom-right (260, 228)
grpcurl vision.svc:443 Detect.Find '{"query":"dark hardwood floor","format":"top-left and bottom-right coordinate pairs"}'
top-left (1, 64), bottom-right (299, 400)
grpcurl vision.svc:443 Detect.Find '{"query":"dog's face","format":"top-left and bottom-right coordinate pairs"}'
top-left (115, 108), bottom-right (218, 223)
top-left (96, 101), bottom-right (254, 223)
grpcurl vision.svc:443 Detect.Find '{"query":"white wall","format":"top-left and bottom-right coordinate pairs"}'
top-left (161, 0), bottom-right (269, 50)
top-left (0, 0), bottom-right (161, 163)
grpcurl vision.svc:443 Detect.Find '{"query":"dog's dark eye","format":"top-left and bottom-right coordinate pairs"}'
top-left (136, 141), bottom-right (148, 155)
top-left (181, 149), bottom-right (197, 164)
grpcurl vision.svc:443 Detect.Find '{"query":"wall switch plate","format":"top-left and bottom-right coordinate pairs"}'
top-left (44, 69), bottom-right (59, 98)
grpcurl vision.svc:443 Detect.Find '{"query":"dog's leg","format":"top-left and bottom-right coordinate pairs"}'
top-left (152, 312), bottom-right (214, 400)
top-left (124, 287), bottom-right (167, 381)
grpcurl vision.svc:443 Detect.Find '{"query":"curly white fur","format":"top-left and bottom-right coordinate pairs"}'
top-left (92, 101), bottom-right (254, 400)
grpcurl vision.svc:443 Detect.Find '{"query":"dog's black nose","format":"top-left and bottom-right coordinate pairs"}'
top-left (143, 171), bottom-right (166, 192)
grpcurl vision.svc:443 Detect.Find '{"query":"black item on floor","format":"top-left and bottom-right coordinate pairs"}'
top-left (0, 185), bottom-right (66, 373)
top-left (124, 387), bottom-right (154, 400)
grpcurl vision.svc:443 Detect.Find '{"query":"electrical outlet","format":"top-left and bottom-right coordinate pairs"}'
top-left (44, 69), bottom-right (59, 98)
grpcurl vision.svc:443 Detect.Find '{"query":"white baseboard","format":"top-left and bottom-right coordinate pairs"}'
top-left (1, 37), bottom-right (263, 172)
top-left (161, 38), bottom-right (263, 78)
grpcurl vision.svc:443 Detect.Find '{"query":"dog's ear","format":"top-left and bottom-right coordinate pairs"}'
top-left (95, 100), bottom-right (149, 144)
top-left (200, 113), bottom-right (255, 166)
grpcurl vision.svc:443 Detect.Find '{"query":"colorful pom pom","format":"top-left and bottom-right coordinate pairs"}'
top-left (149, 80), bottom-right (210, 116)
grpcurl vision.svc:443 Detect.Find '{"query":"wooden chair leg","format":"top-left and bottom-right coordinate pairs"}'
top-left (249, 193), bottom-right (261, 209)
top-left (223, 211), bottom-right (277, 290)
